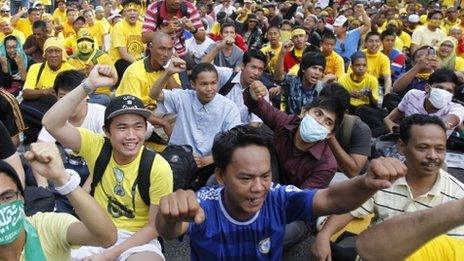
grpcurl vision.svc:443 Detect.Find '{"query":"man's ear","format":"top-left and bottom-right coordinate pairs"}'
top-left (215, 168), bottom-right (225, 185)
top-left (103, 125), bottom-right (110, 137)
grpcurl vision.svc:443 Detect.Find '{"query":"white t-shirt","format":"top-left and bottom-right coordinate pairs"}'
top-left (214, 4), bottom-right (236, 16)
top-left (38, 103), bottom-right (106, 142)
top-left (186, 36), bottom-right (216, 64)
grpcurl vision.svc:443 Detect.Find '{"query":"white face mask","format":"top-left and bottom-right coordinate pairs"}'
top-left (428, 87), bottom-right (453, 109)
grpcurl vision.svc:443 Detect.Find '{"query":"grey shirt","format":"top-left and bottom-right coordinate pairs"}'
top-left (206, 43), bottom-right (243, 69)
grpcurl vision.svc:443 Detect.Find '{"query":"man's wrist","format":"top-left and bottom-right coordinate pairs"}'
top-left (81, 79), bottom-right (95, 94)
top-left (52, 170), bottom-right (72, 187)
top-left (189, 27), bottom-right (198, 34)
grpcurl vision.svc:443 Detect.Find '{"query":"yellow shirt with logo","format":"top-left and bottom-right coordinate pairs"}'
top-left (23, 212), bottom-right (78, 261)
top-left (68, 52), bottom-right (114, 95)
top-left (109, 19), bottom-right (144, 62)
top-left (338, 72), bottom-right (379, 107)
top-left (23, 62), bottom-right (75, 90)
top-left (115, 59), bottom-right (180, 109)
top-left (260, 43), bottom-right (282, 75)
top-left (324, 51), bottom-right (345, 79)
top-left (77, 128), bottom-right (173, 232)
top-left (15, 18), bottom-right (33, 38)
top-left (407, 235), bottom-right (464, 261)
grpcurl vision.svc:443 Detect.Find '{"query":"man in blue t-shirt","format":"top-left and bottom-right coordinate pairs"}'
top-left (156, 124), bottom-right (406, 260)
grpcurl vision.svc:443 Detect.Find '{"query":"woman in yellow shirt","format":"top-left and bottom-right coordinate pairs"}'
top-left (436, 36), bottom-right (464, 71)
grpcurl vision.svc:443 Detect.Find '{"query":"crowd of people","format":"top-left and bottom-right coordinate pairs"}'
top-left (1, 0), bottom-right (464, 260)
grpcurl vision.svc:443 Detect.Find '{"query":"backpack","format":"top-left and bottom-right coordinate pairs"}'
top-left (155, 0), bottom-right (189, 29)
top-left (340, 114), bottom-right (359, 150)
top-left (90, 138), bottom-right (157, 206)
top-left (160, 145), bottom-right (197, 191)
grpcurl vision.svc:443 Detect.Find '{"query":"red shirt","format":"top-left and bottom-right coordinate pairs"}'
top-left (243, 90), bottom-right (337, 189)
top-left (210, 34), bottom-right (248, 52)
top-left (143, 1), bottom-right (204, 56)
top-left (283, 51), bottom-right (301, 73)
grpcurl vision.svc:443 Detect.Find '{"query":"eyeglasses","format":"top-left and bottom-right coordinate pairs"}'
top-left (0, 190), bottom-right (21, 204)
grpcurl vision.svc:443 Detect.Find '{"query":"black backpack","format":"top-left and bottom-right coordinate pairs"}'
top-left (155, 0), bottom-right (189, 29)
top-left (160, 145), bottom-right (197, 191)
top-left (90, 138), bottom-right (157, 206)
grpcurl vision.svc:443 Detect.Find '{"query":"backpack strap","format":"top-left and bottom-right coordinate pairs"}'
top-left (341, 114), bottom-right (359, 149)
top-left (219, 71), bottom-right (239, 96)
top-left (35, 63), bottom-right (46, 87)
top-left (137, 147), bottom-right (157, 206)
top-left (90, 138), bottom-right (112, 196)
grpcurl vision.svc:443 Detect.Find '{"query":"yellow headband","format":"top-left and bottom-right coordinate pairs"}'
top-left (291, 28), bottom-right (306, 37)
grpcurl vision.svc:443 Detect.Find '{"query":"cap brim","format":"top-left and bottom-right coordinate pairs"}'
top-left (106, 108), bottom-right (152, 121)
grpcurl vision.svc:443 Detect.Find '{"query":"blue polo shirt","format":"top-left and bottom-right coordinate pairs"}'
top-left (188, 184), bottom-right (317, 260)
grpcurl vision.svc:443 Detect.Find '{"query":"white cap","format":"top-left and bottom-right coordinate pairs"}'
top-left (333, 15), bottom-right (347, 27)
top-left (1, 4), bottom-right (11, 11)
top-left (408, 14), bottom-right (419, 23)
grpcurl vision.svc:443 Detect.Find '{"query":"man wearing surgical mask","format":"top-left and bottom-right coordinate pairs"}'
top-left (244, 79), bottom-right (344, 189)
top-left (68, 29), bottom-right (114, 106)
top-left (384, 68), bottom-right (464, 137)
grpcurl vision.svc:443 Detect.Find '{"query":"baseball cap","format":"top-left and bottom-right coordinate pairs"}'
top-left (333, 15), bottom-right (347, 27)
top-left (105, 95), bottom-right (152, 122)
top-left (0, 5), bottom-right (10, 12)
top-left (95, 5), bottom-right (104, 12)
top-left (408, 14), bottom-right (419, 23)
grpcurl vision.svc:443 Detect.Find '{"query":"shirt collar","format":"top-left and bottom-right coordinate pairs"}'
top-left (396, 169), bottom-right (445, 197)
top-left (192, 93), bottom-right (218, 113)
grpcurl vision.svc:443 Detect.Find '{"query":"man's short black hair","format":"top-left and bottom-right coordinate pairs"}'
top-left (190, 63), bottom-right (218, 82)
top-left (73, 16), bottom-right (86, 25)
top-left (381, 29), bottom-right (396, 40)
top-left (412, 45), bottom-right (433, 61)
top-left (321, 32), bottom-right (336, 42)
top-left (399, 114), bottom-right (446, 144)
top-left (122, 0), bottom-right (141, 7)
top-left (319, 83), bottom-right (350, 111)
top-left (299, 51), bottom-right (326, 79)
top-left (212, 125), bottom-right (273, 171)
top-left (365, 30), bottom-right (381, 42)
top-left (220, 21), bottom-right (236, 33)
top-left (32, 20), bottom-right (47, 30)
top-left (28, 7), bottom-right (39, 14)
top-left (53, 70), bottom-right (86, 94)
top-left (302, 96), bottom-right (345, 132)
top-left (0, 161), bottom-right (24, 197)
top-left (242, 49), bottom-right (267, 66)
top-left (427, 9), bottom-right (443, 20)
top-left (427, 68), bottom-right (461, 93)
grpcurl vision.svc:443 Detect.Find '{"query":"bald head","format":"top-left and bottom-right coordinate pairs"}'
top-left (149, 31), bottom-right (174, 69)
top-left (151, 31), bottom-right (173, 45)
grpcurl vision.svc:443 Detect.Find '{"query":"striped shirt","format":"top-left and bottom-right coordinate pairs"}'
top-left (351, 169), bottom-right (464, 239)
top-left (143, 1), bottom-right (203, 56)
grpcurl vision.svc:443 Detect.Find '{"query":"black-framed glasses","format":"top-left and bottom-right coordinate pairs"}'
top-left (0, 190), bottom-right (21, 204)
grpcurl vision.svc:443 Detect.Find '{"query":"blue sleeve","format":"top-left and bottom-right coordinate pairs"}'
top-left (277, 185), bottom-right (317, 224)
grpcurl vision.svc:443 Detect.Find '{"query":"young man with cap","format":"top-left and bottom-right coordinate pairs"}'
top-left (68, 29), bottom-right (114, 106)
top-left (43, 65), bottom-right (173, 260)
top-left (155, 125), bottom-right (407, 260)
top-left (333, 4), bottom-right (371, 65)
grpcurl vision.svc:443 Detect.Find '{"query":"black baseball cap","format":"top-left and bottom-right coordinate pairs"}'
top-left (105, 95), bottom-right (152, 122)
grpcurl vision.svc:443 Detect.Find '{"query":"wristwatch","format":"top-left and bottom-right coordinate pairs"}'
top-left (81, 79), bottom-right (94, 95)
top-left (54, 169), bottom-right (81, 196)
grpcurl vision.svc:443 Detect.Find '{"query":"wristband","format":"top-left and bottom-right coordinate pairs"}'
top-left (81, 79), bottom-right (94, 95)
top-left (54, 169), bottom-right (81, 196)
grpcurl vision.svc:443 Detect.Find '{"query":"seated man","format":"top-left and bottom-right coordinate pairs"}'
top-left (361, 31), bottom-right (392, 95)
top-left (384, 69), bottom-right (464, 136)
top-left (357, 196), bottom-right (464, 260)
top-left (155, 125), bottom-right (407, 260)
top-left (23, 20), bottom-right (48, 63)
top-left (68, 29), bottom-right (114, 106)
top-left (0, 142), bottom-right (117, 260)
top-left (202, 21), bottom-right (243, 70)
top-left (321, 32), bottom-right (345, 81)
top-left (150, 60), bottom-right (241, 185)
top-left (43, 65), bottom-right (173, 260)
top-left (243, 77), bottom-right (344, 189)
top-left (311, 114), bottom-right (464, 260)
top-left (380, 29), bottom-right (406, 83)
top-left (274, 27), bottom-right (308, 79)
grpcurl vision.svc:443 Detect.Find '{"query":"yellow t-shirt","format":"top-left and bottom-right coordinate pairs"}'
top-left (260, 43), bottom-right (282, 75)
top-left (399, 31), bottom-right (412, 48)
top-left (77, 128), bottom-right (173, 232)
top-left (0, 29), bottom-right (25, 45)
top-left (86, 21), bottom-right (107, 48)
top-left (407, 235), bottom-right (464, 261)
top-left (97, 18), bottom-right (111, 35)
top-left (109, 19), bottom-right (144, 62)
top-left (455, 56), bottom-right (464, 71)
top-left (62, 22), bottom-right (75, 39)
top-left (363, 50), bottom-right (391, 78)
top-left (23, 62), bottom-right (75, 90)
top-left (14, 18), bottom-right (33, 38)
top-left (68, 52), bottom-right (115, 94)
top-left (23, 212), bottom-right (78, 261)
top-left (324, 51), bottom-right (345, 79)
top-left (52, 9), bottom-right (67, 25)
top-left (64, 34), bottom-right (77, 54)
top-left (115, 59), bottom-right (180, 109)
top-left (338, 72), bottom-right (380, 107)
top-left (394, 36), bottom-right (404, 51)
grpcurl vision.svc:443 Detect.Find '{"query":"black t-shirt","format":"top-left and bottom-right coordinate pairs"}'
top-left (0, 121), bottom-right (16, 159)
